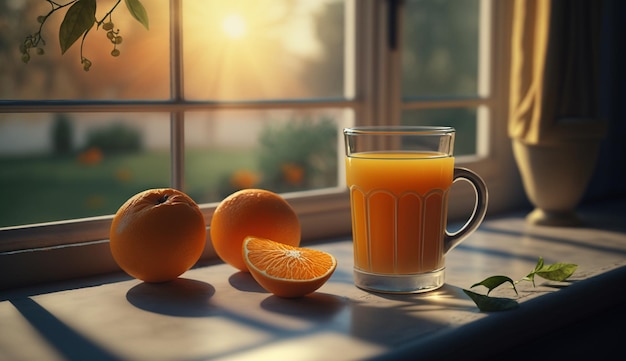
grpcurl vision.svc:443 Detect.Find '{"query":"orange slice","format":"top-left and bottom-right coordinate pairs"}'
top-left (242, 236), bottom-right (337, 298)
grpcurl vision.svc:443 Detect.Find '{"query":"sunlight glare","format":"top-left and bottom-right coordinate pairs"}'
top-left (222, 13), bottom-right (247, 39)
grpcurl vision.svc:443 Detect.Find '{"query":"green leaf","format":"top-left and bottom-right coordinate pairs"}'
top-left (59, 0), bottom-right (96, 54)
top-left (463, 289), bottom-right (520, 312)
top-left (470, 275), bottom-right (518, 295)
top-left (534, 262), bottom-right (578, 282)
top-left (523, 257), bottom-right (577, 285)
top-left (523, 257), bottom-right (545, 286)
top-left (125, 0), bottom-right (149, 30)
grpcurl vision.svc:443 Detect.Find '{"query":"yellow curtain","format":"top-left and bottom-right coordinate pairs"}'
top-left (508, 0), bottom-right (605, 145)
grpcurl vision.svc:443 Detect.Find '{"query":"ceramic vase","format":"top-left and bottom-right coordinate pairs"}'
top-left (512, 139), bottom-right (601, 226)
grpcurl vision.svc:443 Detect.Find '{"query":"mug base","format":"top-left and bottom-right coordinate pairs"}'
top-left (354, 268), bottom-right (445, 294)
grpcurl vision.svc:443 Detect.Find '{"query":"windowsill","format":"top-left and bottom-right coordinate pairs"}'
top-left (2, 199), bottom-right (625, 360)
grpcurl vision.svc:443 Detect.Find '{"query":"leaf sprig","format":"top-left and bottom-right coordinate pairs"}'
top-left (463, 257), bottom-right (578, 312)
top-left (20, 0), bottom-right (149, 71)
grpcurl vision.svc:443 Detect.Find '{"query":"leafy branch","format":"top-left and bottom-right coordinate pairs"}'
top-left (463, 257), bottom-right (578, 312)
top-left (20, 0), bottom-right (149, 71)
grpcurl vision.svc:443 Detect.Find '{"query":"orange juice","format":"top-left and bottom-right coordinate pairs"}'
top-left (345, 152), bottom-right (454, 274)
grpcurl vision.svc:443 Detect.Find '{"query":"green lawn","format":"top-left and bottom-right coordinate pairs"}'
top-left (0, 148), bottom-right (256, 228)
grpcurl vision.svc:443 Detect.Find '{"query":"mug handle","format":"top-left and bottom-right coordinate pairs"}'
top-left (443, 167), bottom-right (488, 253)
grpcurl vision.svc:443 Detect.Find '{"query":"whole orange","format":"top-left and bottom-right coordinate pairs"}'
top-left (109, 188), bottom-right (206, 283)
top-left (210, 189), bottom-right (301, 272)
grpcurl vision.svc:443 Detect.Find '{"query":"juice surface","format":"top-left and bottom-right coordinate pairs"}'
top-left (346, 152), bottom-right (454, 194)
top-left (345, 152), bottom-right (454, 274)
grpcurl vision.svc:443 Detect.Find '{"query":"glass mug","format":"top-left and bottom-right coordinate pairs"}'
top-left (344, 126), bottom-right (488, 293)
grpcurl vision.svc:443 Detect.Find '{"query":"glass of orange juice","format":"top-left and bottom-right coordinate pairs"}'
top-left (344, 126), bottom-right (488, 293)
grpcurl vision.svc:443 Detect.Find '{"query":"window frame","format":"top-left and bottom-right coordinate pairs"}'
top-left (0, 0), bottom-right (524, 290)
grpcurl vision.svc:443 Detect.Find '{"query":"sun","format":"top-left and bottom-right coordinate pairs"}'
top-left (222, 13), bottom-right (247, 39)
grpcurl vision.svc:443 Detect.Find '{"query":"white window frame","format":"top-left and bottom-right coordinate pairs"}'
top-left (0, 0), bottom-right (523, 290)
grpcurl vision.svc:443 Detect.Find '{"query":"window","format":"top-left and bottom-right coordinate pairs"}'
top-left (0, 0), bottom-right (522, 289)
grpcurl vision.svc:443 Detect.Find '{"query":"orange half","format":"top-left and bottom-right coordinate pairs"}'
top-left (242, 236), bottom-right (337, 298)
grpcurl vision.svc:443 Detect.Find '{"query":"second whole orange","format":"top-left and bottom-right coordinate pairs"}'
top-left (210, 189), bottom-right (301, 271)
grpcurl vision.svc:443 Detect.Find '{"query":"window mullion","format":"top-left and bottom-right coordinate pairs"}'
top-left (170, 113), bottom-right (185, 190)
top-left (388, 0), bottom-right (403, 126)
top-left (356, 0), bottom-right (396, 127)
top-left (170, 0), bottom-right (185, 190)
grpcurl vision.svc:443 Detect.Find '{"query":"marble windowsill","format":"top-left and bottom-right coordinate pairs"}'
top-left (1, 199), bottom-right (625, 361)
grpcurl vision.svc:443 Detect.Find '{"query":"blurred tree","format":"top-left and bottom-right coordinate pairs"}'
top-left (51, 114), bottom-right (75, 155)
top-left (298, 1), bottom-right (344, 98)
top-left (258, 118), bottom-right (338, 192)
top-left (85, 122), bottom-right (143, 154)
top-left (402, 0), bottom-right (479, 98)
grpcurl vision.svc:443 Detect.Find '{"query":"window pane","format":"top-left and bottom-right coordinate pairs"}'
top-left (401, 108), bottom-right (477, 156)
top-left (183, 0), bottom-right (345, 101)
top-left (0, 114), bottom-right (170, 228)
top-left (185, 109), bottom-right (349, 203)
top-left (0, 0), bottom-right (170, 100)
top-left (402, 0), bottom-right (480, 98)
